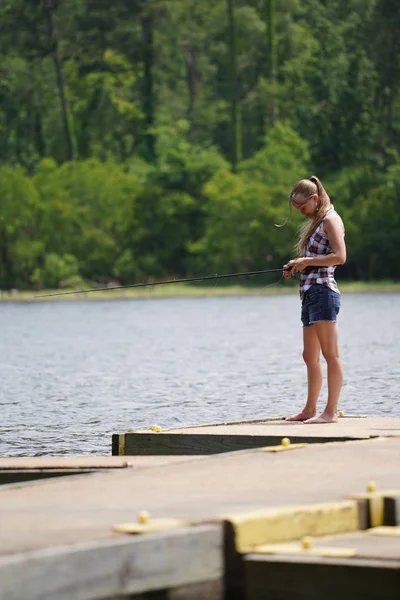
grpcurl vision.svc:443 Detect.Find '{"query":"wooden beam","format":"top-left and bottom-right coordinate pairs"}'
top-left (348, 489), bottom-right (400, 528)
top-left (168, 579), bottom-right (223, 599)
top-left (244, 554), bottom-right (400, 600)
top-left (0, 470), bottom-right (94, 486)
top-left (384, 495), bottom-right (400, 526)
top-left (0, 525), bottom-right (222, 600)
top-left (114, 432), bottom-right (359, 456)
top-left (221, 500), bottom-right (360, 553)
top-left (105, 580), bottom-right (223, 599)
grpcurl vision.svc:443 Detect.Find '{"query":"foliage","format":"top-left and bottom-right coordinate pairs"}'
top-left (0, 0), bottom-right (399, 288)
top-left (31, 253), bottom-right (82, 289)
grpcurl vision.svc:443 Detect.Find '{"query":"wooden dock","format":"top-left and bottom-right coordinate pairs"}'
top-left (112, 415), bottom-right (400, 455)
top-left (1, 416), bottom-right (400, 599)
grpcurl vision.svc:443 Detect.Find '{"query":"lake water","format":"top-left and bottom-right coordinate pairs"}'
top-left (1, 293), bottom-right (399, 456)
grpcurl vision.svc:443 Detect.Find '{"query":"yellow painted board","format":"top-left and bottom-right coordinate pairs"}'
top-left (118, 434), bottom-right (125, 456)
top-left (347, 489), bottom-right (400, 527)
top-left (258, 443), bottom-right (308, 453)
top-left (253, 542), bottom-right (356, 559)
top-left (221, 500), bottom-right (359, 553)
top-left (365, 526), bottom-right (400, 537)
top-left (348, 489), bottom-right (400, 499)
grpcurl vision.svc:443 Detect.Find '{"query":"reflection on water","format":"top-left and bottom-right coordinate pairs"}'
top-left (0, 293), bottom-right (399, 456)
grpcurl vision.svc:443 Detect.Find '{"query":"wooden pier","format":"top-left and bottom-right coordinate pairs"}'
top-left (111, 415), bottom-right (399, 455)
top-left (1, 416), bottom-right (400, 599)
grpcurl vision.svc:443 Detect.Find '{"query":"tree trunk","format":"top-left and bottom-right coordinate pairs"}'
top-left (0, 233), bottom-right (13, 290)
top-left (33, 107), bottom-right (46, 159)
top-left (265, 0), bottom-right (277, 126)
top-left (226, 0), bottom-right (241, 171)
top-left (183, 40), bottom-right (197, 133)
top-left (46, 0), bottom-right (73, 161)
top-left (141, 0), bottom-right (156, 163)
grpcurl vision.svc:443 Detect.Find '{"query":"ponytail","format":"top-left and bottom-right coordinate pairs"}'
top-left (275, 175), bottom-right (331, 245)
top-left (295, 176), bottom-right (332, 255)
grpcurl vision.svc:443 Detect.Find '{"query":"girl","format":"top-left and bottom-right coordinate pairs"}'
top-left (283, 176), bottom-right (346, 423)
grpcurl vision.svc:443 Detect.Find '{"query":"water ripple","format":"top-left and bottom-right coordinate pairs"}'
top-left (0, 293), bottom-right (399, 456)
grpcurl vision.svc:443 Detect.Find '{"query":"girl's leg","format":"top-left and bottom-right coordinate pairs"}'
top-left (286, 325), bottom-right (322, 421)
top-left (304, 321), bottom-right (342, 424)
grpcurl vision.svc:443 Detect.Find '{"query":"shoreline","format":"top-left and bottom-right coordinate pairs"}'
top-left (1, 280), bottom-right (400, 301)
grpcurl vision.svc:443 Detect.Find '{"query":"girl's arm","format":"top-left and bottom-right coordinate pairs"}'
top-left (285, 215), bottom-right (346, 273)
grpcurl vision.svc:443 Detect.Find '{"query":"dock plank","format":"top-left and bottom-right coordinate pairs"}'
top-left (1, 437), bottom-right (400, 556)
top-left (116, 417), bottom-right (400, 455)
top-left (2, 432), bottom-right (400, 599)
top-left (0, 455), bottom-right (206, 486)
top-left (0, 455), bottom-right (198, 471)
top-left (0, 457), bottom-right (132, 470)
top-left (244, 553), bottom-right (400, 600)
top-left (0, 525), bottom-right (223, 600)
top-left (252, 530), bottom-right (400, 561)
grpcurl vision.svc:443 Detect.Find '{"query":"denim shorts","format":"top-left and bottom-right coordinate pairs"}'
top-left (301, 284), bottom-right (341, 328)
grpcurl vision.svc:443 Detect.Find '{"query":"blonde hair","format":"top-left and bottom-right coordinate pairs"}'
top-left (282, 176), bottom-right (331, 255)
top-left (275, 176), bottom-right (332, 253)
top-left (293, 176), bottom-right (331, 255)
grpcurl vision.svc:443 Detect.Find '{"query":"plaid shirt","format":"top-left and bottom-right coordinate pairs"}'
top-left (300, 207), bottom-right (343, 298)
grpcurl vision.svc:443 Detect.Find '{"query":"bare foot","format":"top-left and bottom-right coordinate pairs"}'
top-left (286, 410), bottom-right (316, 422)
top-left (303, 412), bottom-right (339, 424)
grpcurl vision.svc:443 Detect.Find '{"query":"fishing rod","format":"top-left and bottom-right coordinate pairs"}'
top-left (34, 267), bottom-right (286, 298)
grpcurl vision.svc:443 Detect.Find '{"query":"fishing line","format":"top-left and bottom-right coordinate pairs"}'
top-left (259, 272), bottom-right (285, 292)
top-left (34, 267), bottom-right (286, 298)
top-left (211, 274), bottom-right (220, 293)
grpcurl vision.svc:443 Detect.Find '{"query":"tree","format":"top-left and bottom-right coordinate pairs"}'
top-left (265, 0), bottom-right (277, 125)
top-left (0, 166), bottom-right (43, 288)
top-left (141, 0), bottom-right (156, 162)
top-left (367, 0), bottom-right (400, 156)
top-left (226, 0), bottom-right (242, 170)
top-left (0, 0), bottom-right (76, 162)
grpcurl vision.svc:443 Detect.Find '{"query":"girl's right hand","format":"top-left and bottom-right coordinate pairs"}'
top-left (283, 260), bottom-right (295, 279)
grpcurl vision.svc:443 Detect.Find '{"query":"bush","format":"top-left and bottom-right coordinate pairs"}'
top-left (32, 253), bottom-right (81, 289)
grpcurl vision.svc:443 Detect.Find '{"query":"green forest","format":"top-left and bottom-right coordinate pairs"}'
top-left (1, 0), bottom-right (399, 290)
